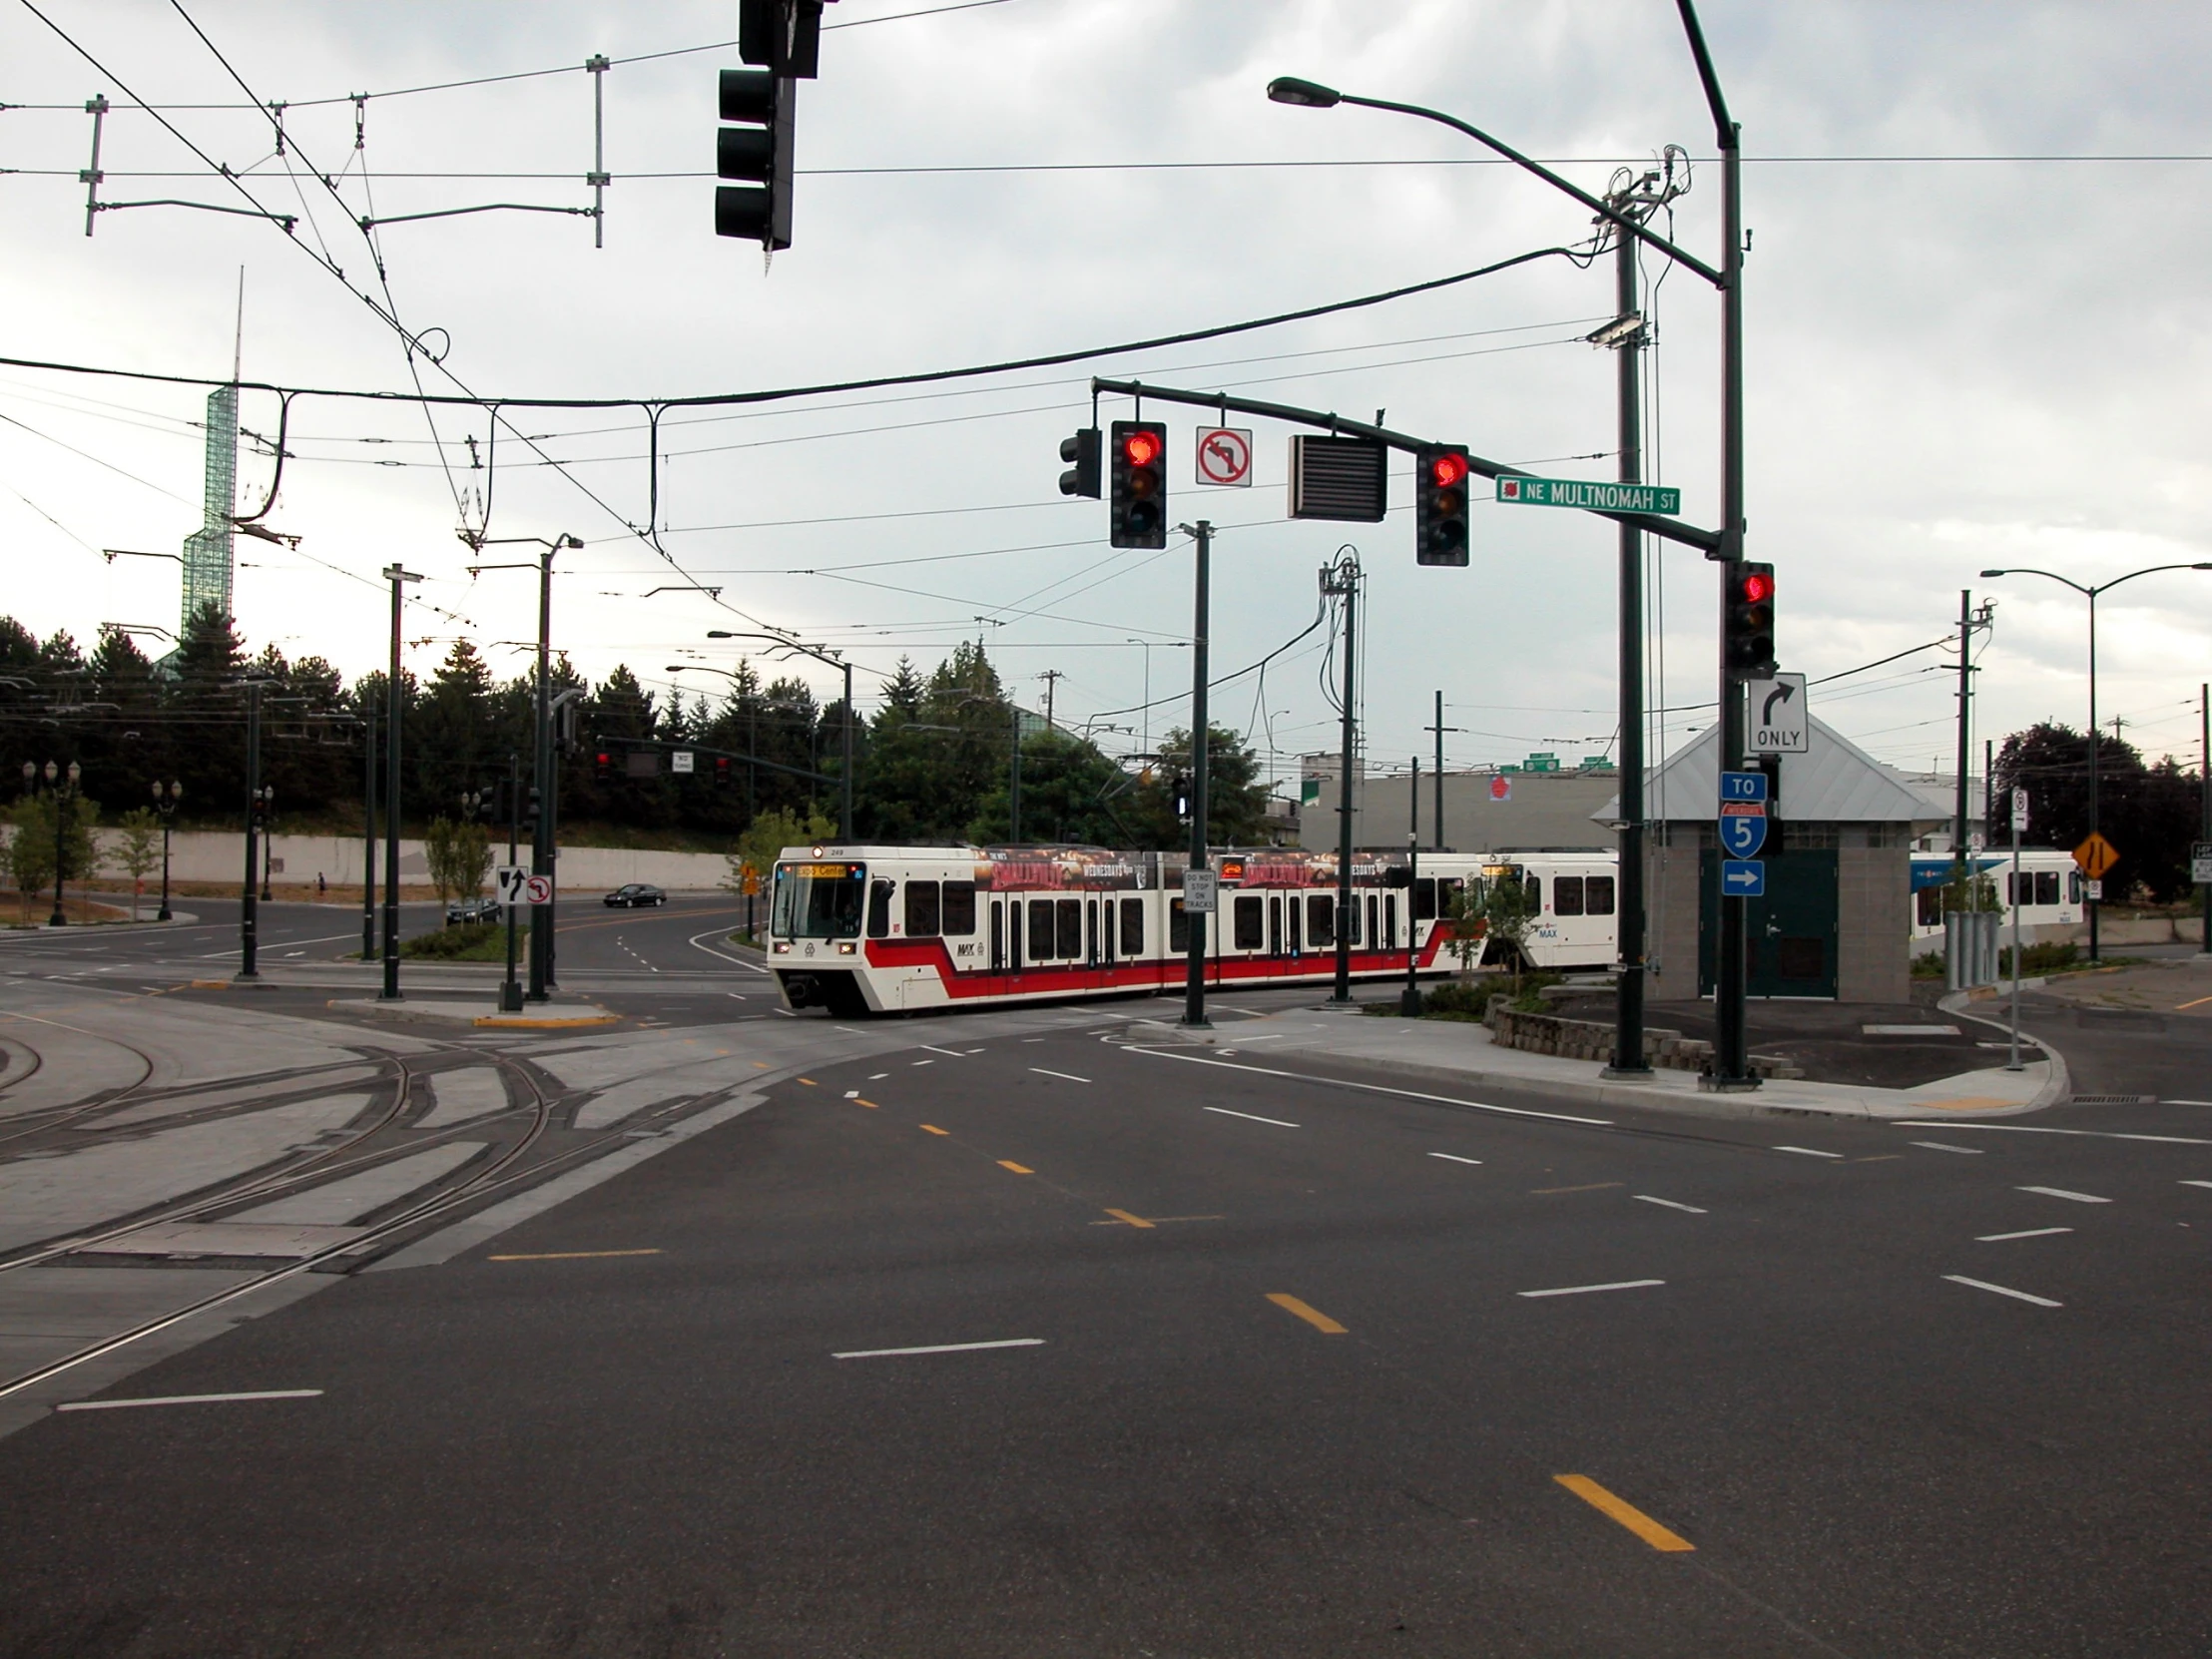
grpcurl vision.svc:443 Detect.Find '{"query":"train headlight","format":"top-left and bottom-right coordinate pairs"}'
top-left (773, 941), bottom-right (792, 953)
top-left (836, 941), bottom-right (856, 954)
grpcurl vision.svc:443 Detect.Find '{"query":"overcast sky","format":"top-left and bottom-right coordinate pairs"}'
top-left (4, 0), bottom-right (2209, 800)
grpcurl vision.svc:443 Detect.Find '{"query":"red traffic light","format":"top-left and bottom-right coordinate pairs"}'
top-left (1428, 450), bottom-right (1470, 488)
top-left (1122, 429), bottom-right (1163, 468)
top-left (1740, 570), bottom-right (1775, 603)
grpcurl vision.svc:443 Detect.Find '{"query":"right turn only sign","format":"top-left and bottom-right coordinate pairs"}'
top-left (1748, 673), bottom-right (1808, 754)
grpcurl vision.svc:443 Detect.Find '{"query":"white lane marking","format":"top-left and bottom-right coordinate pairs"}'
top-left (1912, 1141), bottom-right (1984, 1155)
top-left (773, 1007), bottom-right (795, 1017)
top-left (689, 927), bottom-right (770, 970)
top-left (911, 1059), bottom-right (933, 1067)
top-left (1774, 1146), bottom-right (1844, 1159)
top-left (1977, 1227), bottom-right (2073, 1242)
top-left (1635, 1195), bottom-right (1707, 1214)
top-left (57, 1388), bottom-right (323, 1412)
top-left (918, 1045), bottom-right (966, 1058)
top-left (834, 1025), bottom-right (862, 1034)
top-left (832, 1338), bottom-right (1046, 1360)
top-left (1428, 1152), bottom-right (1483, 1165)
top-left (725, 991), bottom-right (749, 1000)
top-left (1237, 1032), bottom-right (1291, 1041)
top-left (867, 1073), bottom-right (888, 1081)
top-left (2017, 1186), bottom-right (2110, 1204)
top-left (1892, 1123), bottom-right (2211, 1145)
top-left (964, 1048), bottom-right (986, 1054)
top-left (1127, 1048), bottom-right (1611, 1127)
top-left (1518, 1280), bottom-right (1665, 1300)
top-left (842, 1090), bottom-right (859, 1100)
top-left (1943, 1275), bottom-right (2061, 1308)
top-left (1203, 1106), bottom-right (1300, 1128)
top-left (1029, 1068), bottom-right (1091, 1084)
top-left (2182, 1180), bottom-right (2212, 1190)
top-left (2163, 1099), bottom-right (2212, 1106)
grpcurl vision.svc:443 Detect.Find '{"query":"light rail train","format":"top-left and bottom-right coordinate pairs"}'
top-left (1908, 848), bottom-right (2084, 950)
top-left (767, 843), bottom-right (1618, 1015)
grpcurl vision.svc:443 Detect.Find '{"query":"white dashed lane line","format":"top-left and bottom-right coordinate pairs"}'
top-left (1202, 1106), bottom-right (1300, 1129)
top-left (1943, 1275), bottom-right (2061, 1309)
top-left (1977, 1227), bottom-right (2072, 1242)
top-left (1029, 1068), bottom-right (1091, 1084)
top-left (1912, 1141), bottom-right (1984, 1155)
top-left (1428, 1152), bottom-right (1482, 1166)
top-left (1635, 1195), bottom-right (1707, 1214)
top-left (2016, 1186), bottom-right (2110, 1204)
top-left (1774, 1146), bottom-right (1844, 1159)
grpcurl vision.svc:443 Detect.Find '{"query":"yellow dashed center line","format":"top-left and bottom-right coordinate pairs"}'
top-left (998, 1160), bottom-right (1034, 1175)
top-left (854, 1098), bottom-right (879, 1109)
top-left (1267, 1293), bottom-right (1348, 1334)
top-left (919, 1124), bottom-right (950, 1136)
top-left (1554, 1473), bottom-right (1695, 1551)
top-left (1102, 1208), bottom-right (1156, 1229)
top-left (487, 1249), bottom-right (664, 1263)
top-left (798, 1078), bottom-right (818, 1086)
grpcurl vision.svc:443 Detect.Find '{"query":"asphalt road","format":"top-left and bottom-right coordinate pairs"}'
top-left (0, 997), bottom-right (2205, 1656)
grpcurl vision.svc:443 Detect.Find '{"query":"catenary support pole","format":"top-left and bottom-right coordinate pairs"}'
top-left (239, 682), bottom-right (261, 977)
top-left (1433, 690), bottom-right (1445, 850)
top-left (1610, 195), bottom-right (1652, 1078)
top-left (2201, 681), bottom-right (2210, 959)
top-left (502, 751), bottom-right (523, 1012)
top-left (529, 548), bottom-right (556, 1001)
top-left (2087, 587), bottom-right (2101, 961)
top-left (1402, 758), bottom-right (1421, 1015)
top-left (379, 565), bottom-right (419, 1000)
top-left (840, 659), bottom-right (854, 841)
top-left (1952, 589), bottom-right (1974, 883)
top-left (1328, 554), bottom-right (1359, 1004)
top-left (1182, 520), bottom-right (1213, 1029)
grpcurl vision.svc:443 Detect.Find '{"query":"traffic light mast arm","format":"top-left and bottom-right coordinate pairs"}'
top-left (1088, 376), bottom-right (1721, 555)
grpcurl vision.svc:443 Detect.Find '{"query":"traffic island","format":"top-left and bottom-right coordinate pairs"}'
top-left (328, 996), bottom-right (620, 1030)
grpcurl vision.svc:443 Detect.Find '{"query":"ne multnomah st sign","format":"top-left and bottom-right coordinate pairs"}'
top-left (1495, 475), bottom-right (1682, 514)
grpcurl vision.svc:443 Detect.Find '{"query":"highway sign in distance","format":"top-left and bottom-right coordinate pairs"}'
top-left (1183, 868), bottom-right (1219, 913)
top-left (2191, 841), bottom-right (2212, 883)
top-left (1747, 673), bottom-right (1808, 754)
top-left (1495, 475), bottom-right (1682, 514)
top-left (1721, 858), bottom-right (1766, 897)
top-left (672, 751), bottom-right (695, 775)
top-left (523, 873), bottom-right (555, 906)
top-left (494, 864), bottom-right (527, 906)
top-left (1195, 426), bottom-right (1254, 487)
top-left (2073, 831), bottom-right (2119, 879)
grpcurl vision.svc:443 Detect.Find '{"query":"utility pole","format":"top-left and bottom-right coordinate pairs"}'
top-left (1424, 691), bottom-right (1464, 851)
top-left (1009, 704), bottom-right (1023, 843)
top-left (1038, 669), bottom-right (1063, 731)
top-left (501, 751), bottom-right (524, 1012)
top-left (1951, 589), bottom-right (1975, 882)
top-left (2201, 682), bottom-right (2210, 960)
top-left (1179, 521), bottom-right (1214, 1028)
top-left (379, 566), bottom-right (420, 1000)
top-left (1322, 552), bottom-right (1361, 1004)
top-left (360, 693), bottom-right (376, 962)
top-left (1401, 757), bottom-right (1421, 1015)
top-left (239, 680), bottom-right (264, 979)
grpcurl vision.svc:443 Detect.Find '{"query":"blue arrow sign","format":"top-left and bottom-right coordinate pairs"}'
top-left (1719, 812), bottom-right (1769, 858)
top-left (1720, 770), bottom-right (1769, 804)
top-left (1722, 858), bottom-right (1766, 897)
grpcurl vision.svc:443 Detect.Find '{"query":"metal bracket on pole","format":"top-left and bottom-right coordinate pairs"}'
top-left (81, 95), bottom-right (108, 237)
top-left (586, 54), bottom-right (610, 247)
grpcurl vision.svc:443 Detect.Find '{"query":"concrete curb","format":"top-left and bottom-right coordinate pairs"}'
top-left (1937, 990), bottom-right (2072, 1113)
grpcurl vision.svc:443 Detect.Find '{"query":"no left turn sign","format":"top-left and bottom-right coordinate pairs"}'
top-left (1195, 426), bottom-right (1254, 487)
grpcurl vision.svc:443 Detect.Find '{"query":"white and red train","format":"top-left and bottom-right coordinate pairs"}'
top-left (766, 842), bottom-right (1619, 1015)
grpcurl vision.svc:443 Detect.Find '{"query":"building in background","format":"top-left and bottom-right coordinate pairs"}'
top-left (1298, 752), bottom-right (1620, 853)
top-left (180, 383), bottom-right (238, 632)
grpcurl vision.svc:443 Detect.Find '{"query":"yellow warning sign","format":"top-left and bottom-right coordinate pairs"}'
top-left (2072, 831), bottom-right (2120, 880)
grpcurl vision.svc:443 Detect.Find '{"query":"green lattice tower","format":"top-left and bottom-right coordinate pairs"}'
top-left (181, 383), bottom-right (237, 629)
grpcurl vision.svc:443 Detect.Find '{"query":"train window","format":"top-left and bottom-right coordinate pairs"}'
top-left (1585, 875), bottom-right (1616, 916)
top-left (774, 863), bottom-right (865, 938)
top-left (903, 880), bottom-right (940, 938)
top-left (1917, 886), bottom-right (1942, 927)
top-left (1383, 894), bottom-right (1396, 946)
top-left (1170, 898), bottom-right (1190, 954)
top-left (2035, 870), bottom-right (2060, 906)
top-left (866, 879), bottom-right (893, 938)
top-left (1008, 900), bottom-right (1022, 967)
top-left (1524, 875), bottom-right (1543, 911)
top-left (1553, 876), bottom-right (1585, 916)
top-left (1056, 898), bottom-right (1083, 959)
top-left (1366, 894), bottom-right (1379, 946)
top-left (1028, 899), bottom-right (1058, 958)
top-left (1120, 896), bottom-right (1144, 954)
top-left (1412, 877), bottom-right (1437, 920)
top-left (1234, 894), bottom-right (1263, 950)
top-left (1346, 896), bottom-right (1363, 946)
top-left (941, 881), bottom-right (976, 935)
top-left (2067, 871), bottom-right (2083, 904)
top-left (1307, 894), bottom-right (1334, 947)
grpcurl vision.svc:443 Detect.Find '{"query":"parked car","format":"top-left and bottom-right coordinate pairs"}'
top-left (445, 895), bottom-right (501, 925)
top-left (603, 883), bottom-right (668, 908)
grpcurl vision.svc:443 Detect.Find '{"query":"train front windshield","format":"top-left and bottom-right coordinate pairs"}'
top-left (773, 862), bottom-right (865, 938)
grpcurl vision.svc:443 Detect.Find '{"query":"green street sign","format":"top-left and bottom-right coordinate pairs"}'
top-left (1495, 475), bottom-right (1681, 514)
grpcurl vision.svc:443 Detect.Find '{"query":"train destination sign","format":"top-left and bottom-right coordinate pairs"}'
top-left (1495, 475), bottom-right (1682, 514)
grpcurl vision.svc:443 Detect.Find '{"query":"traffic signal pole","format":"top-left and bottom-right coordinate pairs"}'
top-left (1609, 186), bottom-right (1652, 1079)
top-left (379, 567), bottom-right (419, 1001)
top-left (1324, 553), bottom-right (1360, 1004)
top-left (1180, 520), bottom-right (1212, 1029)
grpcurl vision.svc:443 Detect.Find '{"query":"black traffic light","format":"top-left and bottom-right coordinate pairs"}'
top-left (714, 756), bottom-right (732, 790)
top-left (595, 750), bottom-right (614, 784)
top-left (741, 0), bottom-right (832, 77)
top-left (1171, 773), bottom-right (1192, 822)
top-left (1414, 445), bottom-right (1470, 566)
top-left (1723, 561), bottom-right (1777, 677)
top-left (1109, 420), bottom-right (1167, 549)
top-left (1058, 427), bottom-right (1100, 499)
top-left (716, 68), bottom-right (795, 251)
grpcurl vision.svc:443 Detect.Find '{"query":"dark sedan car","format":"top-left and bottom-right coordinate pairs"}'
top-left (445, 895), bottom-right (501, 925)
top-left (603, 882), bottom-right (668, 908)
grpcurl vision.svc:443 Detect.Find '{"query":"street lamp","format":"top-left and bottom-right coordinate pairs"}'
top-left (152, 779), bottom-right (182, 921)
top-left (463, 531), bottom-right (582, 1001)
top-left (22, 760), bottom-right (80, 926)
top-left (1978, 560), bottom-right (2212, 959)
top-left (706, 630), bottom-right (855, 840)
top-left (1269, 4), bottom-right (1748, 1083)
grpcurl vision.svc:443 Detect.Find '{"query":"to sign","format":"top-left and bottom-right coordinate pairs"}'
top-left (1495, 474), bottom-right (1682, 515)
top-left (1721, 858), bottom-right (1766, 897)
top-left (523, 873), bottom-right (554, 906)
top-left (2191, 841), bottom-right (2212, 884)
top-left (1194, 426), bottom-right (1254, 488)
top-left (1747, 673), bottom-right (1808, 754)
top-left (1183, 868), bottom-right (1219, 913)
top-left (494, 864), bottom-right (527, 906)
top-left (2073, 831), bottom-right (2119, 880)
top-left (1720, 770), bottom-right (1769, 804)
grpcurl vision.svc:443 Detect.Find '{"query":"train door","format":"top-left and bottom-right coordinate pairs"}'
top-left (1268, 895), bottom-right (1283, 956)
top-left (1365, 894), bottom-right (1379, 959)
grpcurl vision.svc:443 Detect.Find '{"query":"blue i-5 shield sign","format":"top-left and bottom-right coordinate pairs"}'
top-left (1719, 807), bottom-right (1768, 858)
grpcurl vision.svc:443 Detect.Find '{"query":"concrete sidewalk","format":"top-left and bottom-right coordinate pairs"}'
top-left (1133, 1002), bottom-right (2065, 1122)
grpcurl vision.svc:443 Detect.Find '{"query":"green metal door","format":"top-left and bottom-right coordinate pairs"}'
top-left (1699, 848), bottom-right (1839, 998)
